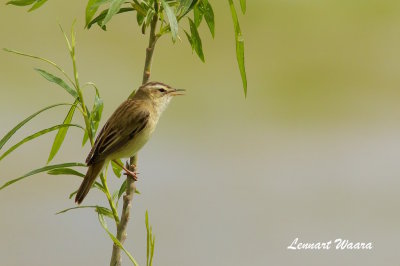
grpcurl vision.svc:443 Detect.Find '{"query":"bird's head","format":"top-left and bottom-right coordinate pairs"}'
top-left (133, 81), bottom-right (185, 113)
top-left (135, 82), bottom-right (185, 102)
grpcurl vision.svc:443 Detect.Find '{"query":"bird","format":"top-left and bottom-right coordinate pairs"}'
top-left (75, 81), bottom-right (185, 204)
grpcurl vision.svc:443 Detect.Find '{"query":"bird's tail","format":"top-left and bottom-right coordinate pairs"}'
top-left (75, 160), bottom-right (105, 204)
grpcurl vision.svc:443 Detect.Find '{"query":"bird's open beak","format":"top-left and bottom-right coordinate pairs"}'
top-left (169, 88), bottom-right (186, 96)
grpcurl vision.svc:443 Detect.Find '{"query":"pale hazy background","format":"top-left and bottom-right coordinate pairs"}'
top-left (1, 0), bottom-right (400, 265)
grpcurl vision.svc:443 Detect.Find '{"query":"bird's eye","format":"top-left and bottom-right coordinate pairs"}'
top-left (158, 88), bottom-right (166, 93)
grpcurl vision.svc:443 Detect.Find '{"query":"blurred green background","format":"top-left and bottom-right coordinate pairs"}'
top-left (1, 0), bottom-right (400, 265)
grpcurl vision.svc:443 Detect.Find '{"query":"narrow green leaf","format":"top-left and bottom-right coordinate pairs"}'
top-left (179, 0), bottom-right (199, 18)
top-left (179, 0), bottom-right (193, 14)
top-left (35, 69), bottom-right (78, 99)
top-left (184, 30), bottom-right (193, 49)
top-left (239, 0), bottom-right (246, 14)
top-left (68, 190), bottom-right (79, 199)
top-left (131, 1), bottom-right (148, 20)
top-left (3, 48), bottom-right (75, 86)
top-left (161, 0), bottom-right (178, 42)
top-left (95, 206), bottom-right (114, 219)
top-left (236, 37), bottom-right (246, 95)
top-left (82, 84), bottom-right (103, 146)
top-left (58, 24), bottom-right (72, 54)
top-left (0, 124), bottom-right (84, 162)
top-left (188, 18), bottom-right (205, 62)
top-left (141, 22), bottom-right (146, 34)
top-left (228, 0), bottom-right (247, 96)
top-left (47, 167), bottom-right (85, 177)
top-left (47, 100), bottom-right (78, 163)
top-left (202, 1), bottom-right (215, 38)
top-left (6, 0), bottom-right (35, 6)
top-left (85, 0), bottom-right (111, 27)
top-left (117, 179), bottom-right (127, 201)
top-left (189, 0), bottom-right (200, 11)
top-left (136, 9), bottom-right (145, 26)
top-left (28, 0), bottom-right (48, 11)
top-left (145, 210), bottom-right (156, 266)
top-left (82, 131), bottom-right (89, 146)
top-left (193, 4), bottom-right (203, 27)
top-left (0, 103), bottom-right (72, 151)
top-left (0, 162), bottom-right (86, 191)
top-left (82, 105), bottom-right (91, 146)
top-left (88, 9), bottom-right (108, 30)
top-left (101, 0), bottom-right (125, 27)
top-left (111, 159), bottom-right (123, 178)
top-left (56, 205), bottom-right (96, 215)
top-left (90, 88), bottom-right (104, 138)
top-left (70, 21), bottom-right (76, 56)
top-left (98, 213), bottom-right (139, 266)
top-left (150, 235), bottom-right (155, 266)
top-left (87, 7), bottom-right (134, 29)
top-left (146, 210), bottom-right (150, 266)
top-left (112, 189), bottom-right (119, 203)
top-left (56, 205), bottom-right (108, 215)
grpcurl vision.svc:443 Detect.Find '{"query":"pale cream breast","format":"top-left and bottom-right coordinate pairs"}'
top-left (108, 116), bottom-right (157, 160)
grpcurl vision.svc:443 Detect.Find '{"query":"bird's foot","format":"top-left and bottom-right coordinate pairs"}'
top-left (113, 160), bottom-right (138, 181)
top-left (123, 169), bottom-right (138, 181)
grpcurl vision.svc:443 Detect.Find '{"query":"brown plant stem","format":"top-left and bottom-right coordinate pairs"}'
top-left (110, 159), bottom-right (137, 266)
top-left (110, 3), bottom-right (159, 265)
top-left (142, 15), bottom-right (159, 84)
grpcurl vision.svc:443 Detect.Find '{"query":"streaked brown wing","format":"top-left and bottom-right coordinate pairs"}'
top-left (86, 99), bottom-right (150, 165)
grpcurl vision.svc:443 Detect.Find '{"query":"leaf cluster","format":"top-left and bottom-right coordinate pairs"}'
top-left (1, 25), bottom-right (103, 188)
top-left (7, 0), bottom-right (248, 95)
top-left (145, 211), bottom-right (156, 266)
top-left (1, 26), bottom-right (143, 264)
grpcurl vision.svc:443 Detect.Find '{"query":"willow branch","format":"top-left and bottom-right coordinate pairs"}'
top-left (110, 159), bottom-right (138, 266)
top-left (142, 13), bottom-right (159, 84)
top-left (110, 3), bottom-right (159, 265)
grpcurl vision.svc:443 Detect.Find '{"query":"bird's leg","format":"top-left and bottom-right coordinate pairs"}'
top-left (113, 159), bottom-right (138, 181)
